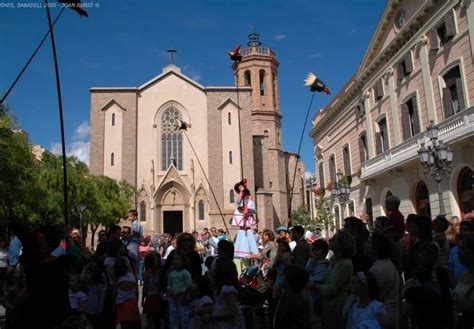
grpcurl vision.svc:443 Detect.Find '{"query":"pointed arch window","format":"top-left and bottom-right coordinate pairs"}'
top-left (140, 201), bottom-right (146, 221)
top-left (112, 113), bottom-right (115, 126)
top-left (111, 153), bottom-right (114, 166)
top-left (229, 151), bottom-right (233, 164)
top-left (198, 200), bottom-right (205, 220)
top-left (161, 107), bottom-right (183, 171)
top-left (228, 112), bottom-right (232, 125)
top-left (230, 189), bottom-right (235, 203)
top-left (244, 70), bottom-right (251, 86)
top-left (259, 69), bottom-right (266, 95)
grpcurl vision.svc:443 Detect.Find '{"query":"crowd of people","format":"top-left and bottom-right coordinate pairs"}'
top-left (1, 195), bottom-right (474, 329)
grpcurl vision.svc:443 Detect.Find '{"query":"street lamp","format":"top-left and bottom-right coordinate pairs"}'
top-left (305, 175), bottom-right (316, 224)
top-left (417, 120), bottom-right (453, 216)
top-left (77, 204), bottom-right (86, 247)
top-left (333, 169), bottom-right (351, 219)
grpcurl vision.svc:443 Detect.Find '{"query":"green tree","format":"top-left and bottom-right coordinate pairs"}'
top-left (291, 205), bottom-right (319, 232)
top-left (0, 104), bottom-right (39, 224)
top-left (85, 175), bottom-right (134, 248)
top-left (314, 189), bottom-right (335, 237)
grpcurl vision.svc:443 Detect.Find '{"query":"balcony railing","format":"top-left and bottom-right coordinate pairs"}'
top-left (240, 47), bottom-right (276, 58)
top-left (361, 107), bottom-right (474, 180)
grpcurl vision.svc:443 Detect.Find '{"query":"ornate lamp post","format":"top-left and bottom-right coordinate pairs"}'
top-left (417, 121), bottom-right (453, 216)
top-left (333, 170), bottom-right (351, 219)
top-left (306, 175), bottom-right (316, 223)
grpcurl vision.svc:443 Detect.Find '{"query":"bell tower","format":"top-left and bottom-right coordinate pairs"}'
top-left (233, 30), bottom-right (287, 227)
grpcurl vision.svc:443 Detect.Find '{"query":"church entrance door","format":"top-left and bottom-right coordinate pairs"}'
top-left (163, 211), bottom-right (183, 236)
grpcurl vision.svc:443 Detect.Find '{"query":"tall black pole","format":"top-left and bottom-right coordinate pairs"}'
top-left (288, 91), bottom-right (316, 218)
top-left (235, 72), bottom-right (244, 181)
top-left (1, 7), bottom-right (65, 105)
top-left (45, 0), bottom-right (69, 227)
top-left (181, 127), bottom-right (229, 233)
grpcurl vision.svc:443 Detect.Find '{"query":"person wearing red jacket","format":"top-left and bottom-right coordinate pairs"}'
top-left (385, 195), bottom-right (405, 241)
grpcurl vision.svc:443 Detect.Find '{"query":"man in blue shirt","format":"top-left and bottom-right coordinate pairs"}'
top-left (128, 209), bottom-right (143, 244)
top-left (8, 234), bottom-right (22, 269)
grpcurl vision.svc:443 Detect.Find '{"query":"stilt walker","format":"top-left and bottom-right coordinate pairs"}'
top-left (231, 179), bottom-right (258, 258)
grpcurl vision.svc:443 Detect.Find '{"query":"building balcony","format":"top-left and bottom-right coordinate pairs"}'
top-left (240, 47), bottom-right (276, 58)
top-left (361, 107), bottom-right (474, 180)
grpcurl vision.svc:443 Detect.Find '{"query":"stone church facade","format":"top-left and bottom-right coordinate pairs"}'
top-left (89, 33), bottom-right (306, 235)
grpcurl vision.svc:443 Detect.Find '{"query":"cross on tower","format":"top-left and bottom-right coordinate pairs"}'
top-left (167, 48), bottom-right (177, 64)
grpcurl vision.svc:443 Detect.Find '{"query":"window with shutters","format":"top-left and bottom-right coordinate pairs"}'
top-left (398, 51), bottom-right (413, 79)
top-left (343, 145), bottom-right (351, 176)
top-left (161, 107), bottom-right (183, 170)
top-left (244, 70), bottom-right (251, 86)
top-left (318, 162), bottom-right (325, 188)
top-left (442, 66), bottom-right (465, 118)
top-left (198, 200), bottom-right (205, 220)
top-left (401, 97), bottom-right (421, 140)
top-left (431, 11), bottom-right (456, 49)
top-left (348, 201), bottom-right (355, 216)
top-left (259, 69), bottom-right (266, 96)
top-left (329, 155), bottom-right (336, 183)
top-left (334, 206), bottom-right (340, 229)
top-left (374, 79), bottom-right (384, 101)
top-left (359, 133), bottom-right (368, 163)
top-left (355, 101), bottom-right (366, 120)
top-left (376, 118), bottom-right (389, 154)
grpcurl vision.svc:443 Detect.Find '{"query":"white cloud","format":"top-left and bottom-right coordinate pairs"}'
top-left (273, 34), bottom-right (286, 41)
top-left (307, 52), bottom-right (323, 59)
top-left (50, 121), bottom-right (90, 165)
top-left (191, 73), bottom-right (201, 81)
top-left (74, 121), bottom-right (89, 140)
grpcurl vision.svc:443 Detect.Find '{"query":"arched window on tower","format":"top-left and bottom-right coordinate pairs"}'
top-left (140, 201), bottom-right (146, 221)
top-left (111, 153), bottom-right (114, 166)
top-left (259, 69), bottom-right (266, 96)
top-left (161, 107), bottom-right (183, 170)
top-left (228, 112), bottom-right (232, 125)
top-left (112, 113), bottom-right (115, 126)
top-left (272, 71), bottom-right (277, 106)
top-left (229, 151), bottom-right (233, 164)
top-left (198, 200), bottom-right (205, 220)
top-left (244, 70), bottom-right (251, 86)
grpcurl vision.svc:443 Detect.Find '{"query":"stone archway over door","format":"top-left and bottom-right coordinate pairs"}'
top-left (458, 167), bottom-right (474, 218)
top-left (415, 181), bottom-right (431, 217)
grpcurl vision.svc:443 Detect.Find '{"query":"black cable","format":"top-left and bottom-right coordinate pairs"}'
top-left (181, 128), bottom-right (229, 233)
top-left (288, 91), bottom-right (316, 218)
top-left (1, 7), bottom-right (65, 105)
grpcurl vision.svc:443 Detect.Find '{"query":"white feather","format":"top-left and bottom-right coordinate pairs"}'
top-left (304, 72), bottom-right (317, 87)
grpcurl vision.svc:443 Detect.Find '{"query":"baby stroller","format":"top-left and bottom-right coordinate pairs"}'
top-left (239, 264), bottom-right (273, 329)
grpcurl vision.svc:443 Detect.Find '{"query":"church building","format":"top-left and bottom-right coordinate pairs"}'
top-left (89, 32), bottom-right (306, 235)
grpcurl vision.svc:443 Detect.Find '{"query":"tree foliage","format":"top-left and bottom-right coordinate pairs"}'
top-left (0, 105), bottom-right (134, 238)
top-left (314, 190), bottom-right (335, 236)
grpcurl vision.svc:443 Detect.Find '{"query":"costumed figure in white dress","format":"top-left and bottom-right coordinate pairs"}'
top-left (231, 179), bottom-right (258, 258)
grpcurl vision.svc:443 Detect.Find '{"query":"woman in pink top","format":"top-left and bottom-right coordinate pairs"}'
top-left (139, 238), bottom-right (151, 285)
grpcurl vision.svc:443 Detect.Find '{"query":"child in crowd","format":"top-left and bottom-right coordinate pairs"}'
top-left (67, 273), bottom-right (91, 329)
top-left (69, 273), bottom-right (87, 313)
top-left (189, 276), bottom-right (214, 329)
top-left (114, 257), bottom-right (141, 329)
top-left (306, 239), bottom-right (329, 316)
top-left (81, 256), bottom-right (106, 328)
top-left (273, 265), bottom-right (311, 329)
top-left (167, 253), bottom-right (192, 329)
top-left (273, 240), bottom-right (292, 299)
top-left (142, 252), bottom-right (163, 329)
top-left (344, 271), bottom-right (387, 329)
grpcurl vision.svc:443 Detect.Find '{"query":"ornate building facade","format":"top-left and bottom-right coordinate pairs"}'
top-left (311, 0), bottom-right (474, 229)
top-left (89, 33), bottom-right (306, 235)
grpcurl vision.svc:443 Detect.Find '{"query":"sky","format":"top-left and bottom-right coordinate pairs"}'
top-left (0, 0), bottom-right (386, 174)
